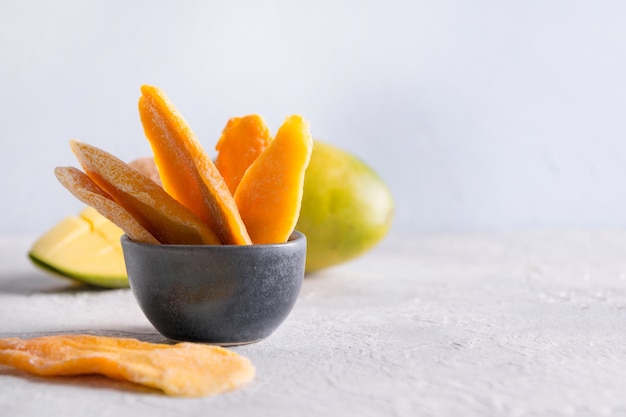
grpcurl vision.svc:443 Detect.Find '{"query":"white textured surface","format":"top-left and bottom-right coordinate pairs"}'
top-left (1, 232), bottom-right (626, 416)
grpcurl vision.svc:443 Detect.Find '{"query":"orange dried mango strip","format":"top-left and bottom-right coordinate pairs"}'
top-left (138, 85), bottom-right (251, 245)
top-left (54, 166), bottom-right (159, 244)
top-left (0, 335), bottom-right (254, 397)
top-left (70, 140), bottom-right (221, 245)
top-left (215, 114), bottom-right (271, 195)
top-left (234, 115), bottom-right (313, 244)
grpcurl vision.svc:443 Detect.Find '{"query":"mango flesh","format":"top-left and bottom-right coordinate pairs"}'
top-left (296, 141), bottom-right (394, 273)
top-left (29, 207), bottom-right (128, 288)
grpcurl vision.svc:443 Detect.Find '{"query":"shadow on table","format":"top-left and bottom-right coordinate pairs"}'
top-left (0, 327), bottom-right (170, 344)
top-left (0, 270), bottom-right (115, 295)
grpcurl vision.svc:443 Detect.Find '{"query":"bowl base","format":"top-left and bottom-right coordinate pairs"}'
top-left (165, 336), bottom-right (265, 347)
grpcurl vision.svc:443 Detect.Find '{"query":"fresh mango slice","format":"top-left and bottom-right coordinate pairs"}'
top-left (215, 114), bottom-right (271, 195)
top-left (234, 115), bottom-right (313, 244)
top-left (0, 335), bottom-right (254, 397)
top-left (54, 166), bottom-right (159, 244)
top-left (28, 207), bottom-right (129, 288)
top-left (69, 140), bottom-right (220, 245)
top-left (138, 85), bottom-right (251, 245)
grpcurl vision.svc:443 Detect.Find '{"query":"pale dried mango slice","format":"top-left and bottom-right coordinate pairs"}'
top-left (128, 157), bottom-right (162, 187)
top-left (0, 335), bottom-right (255, 397)
top-left (54, 166), bottom-right (159, 244)
top-left (70, 140), bottom-right (221, 245)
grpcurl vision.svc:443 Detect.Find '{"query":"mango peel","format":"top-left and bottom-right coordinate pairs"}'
top-left (297, 141), bottom-right (394, 273)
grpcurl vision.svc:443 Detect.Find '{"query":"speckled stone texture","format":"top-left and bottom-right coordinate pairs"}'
top-left (121, 232), bottom-right (306, 344)
top-left (1, 231), bottom-right (626, 416)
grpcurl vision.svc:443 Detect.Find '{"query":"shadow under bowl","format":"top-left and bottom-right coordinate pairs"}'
top-left (121, 232), bottom-right (306, 345)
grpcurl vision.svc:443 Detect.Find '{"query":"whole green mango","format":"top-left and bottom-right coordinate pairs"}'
top-left (296, 141), bottom-right (394, 273)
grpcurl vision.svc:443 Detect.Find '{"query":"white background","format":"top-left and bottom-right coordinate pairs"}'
top-left (2, 0), bottom-right (626, 235)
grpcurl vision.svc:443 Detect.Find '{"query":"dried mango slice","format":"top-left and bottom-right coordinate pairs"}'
top-left (138, 85), bottom-right (251, 245)
top-left (0, 335), bottom-right (254, 397)
top-left (128, 157), bottom-right (162, 187)
top-left (215, 114), bottom-right (272, 195)
top-left (235, 115), bottom-right (313, 244)
top-left (54, 166), bottom-right (159, 244)
top-left (70, 140), bottom-right (220, 245)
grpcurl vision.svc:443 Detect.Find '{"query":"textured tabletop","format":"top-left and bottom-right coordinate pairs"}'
top-left (1, 231), bottom-right (625, 416)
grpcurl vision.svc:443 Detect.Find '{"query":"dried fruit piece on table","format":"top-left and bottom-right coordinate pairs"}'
top-left (54, 166), bottom-right (159, 244)
top-left (70, 140), bottom-right (220, 245)
top-left (138, 85), bottom-right (251, 245)
top-left (215, 114), bottom-right (271, 195)
top-left (0, 335), bottom-right (255, 397)
top-left (234, 115), bottom-right (313, 244)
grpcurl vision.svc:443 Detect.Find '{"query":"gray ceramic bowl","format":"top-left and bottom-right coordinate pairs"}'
top-left (121, 232), bottom-right (306, 345)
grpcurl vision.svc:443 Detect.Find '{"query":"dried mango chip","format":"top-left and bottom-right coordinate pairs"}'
top-left (54, 166), bottom-right (160, 245)
top-left (0, 334), bottom-right (254, 397)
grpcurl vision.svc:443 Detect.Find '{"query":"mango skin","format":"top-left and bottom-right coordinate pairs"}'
top-left (296, 141), bottom-right (394, 273)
